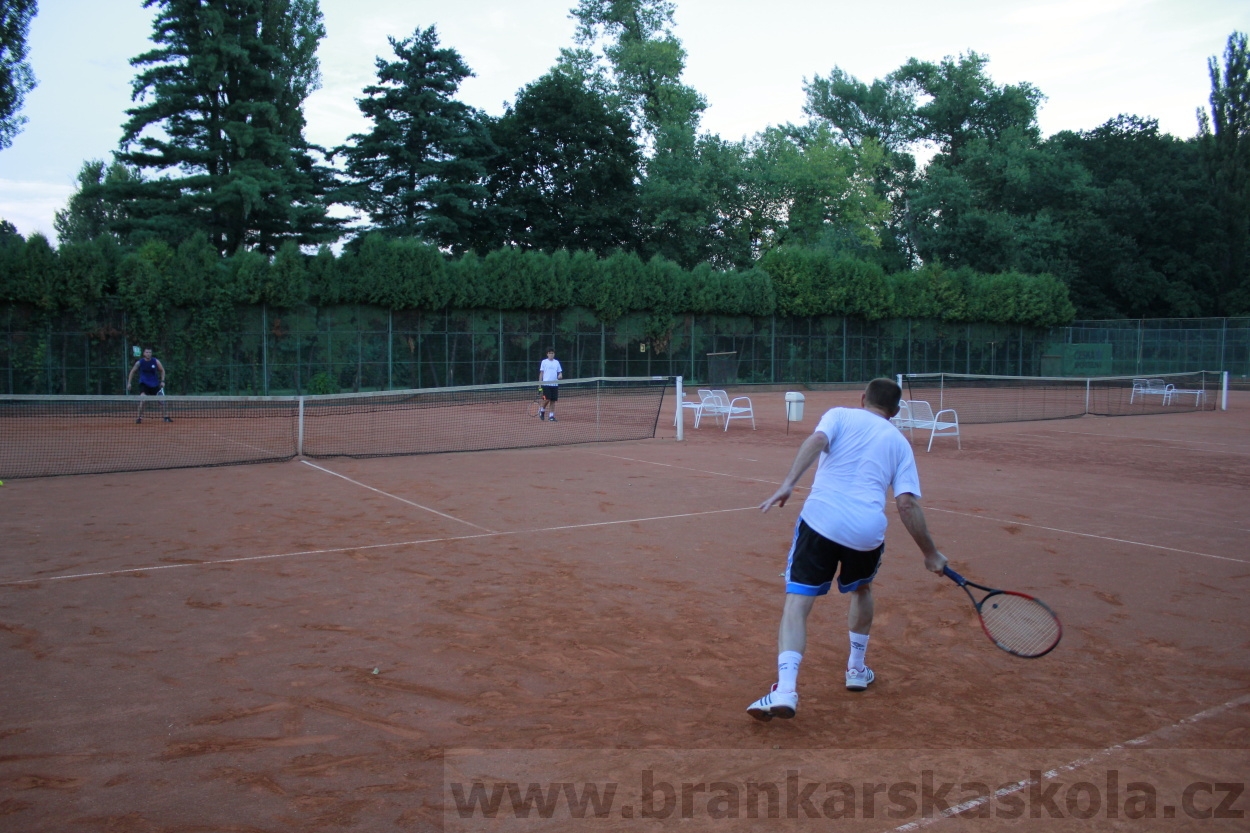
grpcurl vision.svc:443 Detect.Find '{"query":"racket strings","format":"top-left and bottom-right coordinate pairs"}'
top-left (980, 592), bottom-right (1061, 657)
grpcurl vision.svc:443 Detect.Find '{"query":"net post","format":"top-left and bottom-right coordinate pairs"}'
top-left (1222, 371), bottom-right (1229, 411)
top-left (675, 375), bottom-right (684, 441)
top-left (297, 396), bottom-right (305, 457)
top-left (1085, 378), bottom-right (1090, 416)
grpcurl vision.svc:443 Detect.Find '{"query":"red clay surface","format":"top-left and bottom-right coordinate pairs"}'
top-left (1, 389), bottom-right (1248, 831)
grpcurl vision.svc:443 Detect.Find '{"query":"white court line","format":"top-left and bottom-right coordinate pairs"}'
top-left (1040, 428), bottom-right (1250, 451)
top-left (928, 507), bottom-right (1250, 564)
top-left (580, 451), bottom-right (1250, 565)
top-left (889, 692), bottom-right (1250, 831)
top-left (300, 460), bottom-right (494, 532)
top-left (576, 448), bottom-right (790, 487)
top-left (0, 505), bottom-right (756, 586)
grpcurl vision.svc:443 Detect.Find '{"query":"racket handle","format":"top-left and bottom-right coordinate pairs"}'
top-left (943, 565), bottom-right (966, 585)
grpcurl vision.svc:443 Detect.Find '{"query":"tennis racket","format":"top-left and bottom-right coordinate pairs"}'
top-left (527, 387), bottom-right (544, 417)
top-left (944, 566), bottom-right (1062, 658)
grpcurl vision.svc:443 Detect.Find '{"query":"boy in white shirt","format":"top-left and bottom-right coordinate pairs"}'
top-left (538, 348), bottom-right (563, 422)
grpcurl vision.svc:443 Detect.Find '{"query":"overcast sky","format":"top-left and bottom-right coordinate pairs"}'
top-left (1, 0), bottom-right (1247, 242)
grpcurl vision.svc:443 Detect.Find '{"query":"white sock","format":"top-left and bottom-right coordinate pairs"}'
top-left (848, 632), bottom-right (870, 672)
top-left (777, 651), bottom-right (802, 692)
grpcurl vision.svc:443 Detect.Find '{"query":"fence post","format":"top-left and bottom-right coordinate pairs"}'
top-left (771, 314), bottom-right (776, 384)
top-left (675, 375), bottom-right (684, 441)
top-left (1136, 317), bottom-right (1144, 376)
top-left (262, 303), bottom-right (269, 395)
top-left (1220, 317), bottom-right (1227, 373)
top-left (907, 318), bottom-right (912, 377)
top-left (842, 316), bottom-right (847, 382)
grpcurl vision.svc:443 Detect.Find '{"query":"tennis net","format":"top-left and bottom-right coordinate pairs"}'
top-left (900, 371), bottom-right (1225, 424)
top-left (0, 377), bottom-right (669, 479)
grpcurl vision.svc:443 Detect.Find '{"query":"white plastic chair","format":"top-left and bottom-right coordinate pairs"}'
top-left (890, 399), bottom-right (914, 440)
top-left (693, 389), bottom-right (723, 428)
top-left (710, 389), bottom-right (755, 431)
top-left (674, 394), bottom-right (704, 427)
top-left (902, 400), bottom-right (960, 451)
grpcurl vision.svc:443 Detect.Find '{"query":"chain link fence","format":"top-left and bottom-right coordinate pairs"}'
top-left (4, 305), bottom-right (1248, 396)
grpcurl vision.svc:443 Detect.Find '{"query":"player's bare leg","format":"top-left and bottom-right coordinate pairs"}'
top-left (846, 585), bottom-right (874, 690)
top-left (847, 584), bottom-right (873, 633)
top-left (778, 592), bottom-right (816, 654)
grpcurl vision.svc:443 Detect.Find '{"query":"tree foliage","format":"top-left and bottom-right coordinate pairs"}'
top-left (563, 0), bottom-right (705, 141)
top-left (1199, 31), bottom-right (1250, 314)
top-left (54, 159), bottom-right (142, 245)
top-left (0, 0), bottom-right (36, 150)
top-left (481, 69), bottom-right (641, 254)
top-left (1, 229), bottom-right (1076, 329)
top-left (36, 12), bottom-right (1250, 324)
top-left (336, 26), bottom-right (493, 250)
top-left (113, 0), bottom-right (339, 255)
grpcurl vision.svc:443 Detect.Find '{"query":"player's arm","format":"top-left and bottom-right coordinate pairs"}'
top-left (155, 359), bottom-right (166, 385)
top-left (126, 361), bottom-right (138, 391)
top-left (895, 492), bottom-right (946, 573)
top-left (760, 430), bottom-right (828, 513)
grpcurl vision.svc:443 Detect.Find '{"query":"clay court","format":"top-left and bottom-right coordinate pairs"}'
top-left (1, 388), bottom-right (1248, 831)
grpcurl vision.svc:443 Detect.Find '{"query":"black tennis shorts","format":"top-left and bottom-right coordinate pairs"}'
top-left (784, 517), bottom-right (883, 596)
top-left (139, 383), bottom-right (162, 396)
top-left (542, 385), bottom-right (559, 402)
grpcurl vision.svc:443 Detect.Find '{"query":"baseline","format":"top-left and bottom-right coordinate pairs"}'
top-left (889, 692), bottom-right (1250, 831)
top-left (0, 505), bottom-right (758, 586)
top-left (927, 506), bottom-right (1250, 564)
top-left (578, 449), bottom-right (1247, 565)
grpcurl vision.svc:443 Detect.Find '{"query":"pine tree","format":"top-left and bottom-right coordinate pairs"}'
top-left (113, 0), bottom-right (340, 255)
top-left (0, 0), bottom-right (36, 150)
top-left (337, 26), bottom-right (493, 251)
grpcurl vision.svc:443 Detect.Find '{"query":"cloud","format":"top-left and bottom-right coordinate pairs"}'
top-left (0, 179), bottom-right (74, 241)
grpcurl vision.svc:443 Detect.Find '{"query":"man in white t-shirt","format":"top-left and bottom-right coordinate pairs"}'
top-left (537, 347), bottom-right (563, 422)
top-left (747, 377), bottom-right (948, 721)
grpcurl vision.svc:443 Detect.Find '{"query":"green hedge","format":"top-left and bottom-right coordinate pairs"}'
top-left (0, 232), bottom-right (1075, 338)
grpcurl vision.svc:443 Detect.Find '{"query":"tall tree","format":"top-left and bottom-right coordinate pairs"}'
top-left (803, 68), bottom-right (920, 154)
top-left (1057, 117), bottom-right (1217, 317)
top-left (803, 67), bottom-right (924, 270)
top-left (895, 52), bottom-right (1043, 165)
top-left (482, 69), bottom-right (641, 255)
top-left (563, 0), bottom-right (705, 142)
top-left (54, 159), bottom-right (141, 245)
top-left (113, 0), bottom-right (339, 255)
top-left (639, 131), bottom-right (755, 269)
top-left (336, 26), bottom-right (493, 251)
top-left (740, 124), bottom-right (890, 256)
top-left (1199, 31), bottom-right (1250, 314)
top-left (0, 0), bottom-right (36, 149)
top-left (562, 1), bottom-right (711, 266)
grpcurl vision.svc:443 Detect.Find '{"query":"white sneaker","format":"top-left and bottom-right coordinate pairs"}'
top-left (845, 666), bottom-right (875, 691)
top-left (746, 684), bottom-right (798, 721)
